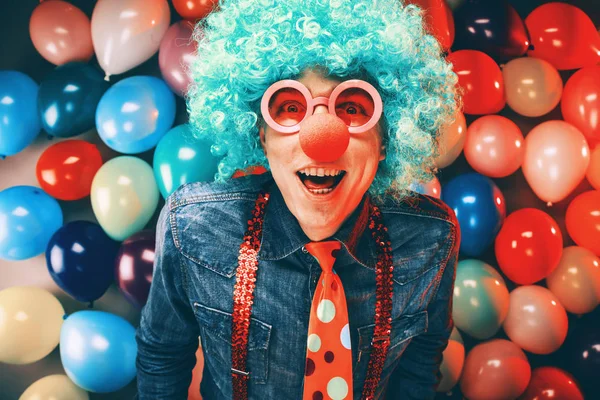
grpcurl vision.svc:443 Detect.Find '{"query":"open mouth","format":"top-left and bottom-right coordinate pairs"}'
top-left (296, 169), bottom-right (346, 196)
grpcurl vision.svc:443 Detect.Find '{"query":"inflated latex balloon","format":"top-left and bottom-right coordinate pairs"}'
top-left (173, 0), bottom-right (218, 20)
top-left (565, 190), bottom-right (600, 256)
top-left (464, 115), bottom-right (524, 178)
top-left (159, 21), bottom-right (198, 97)
top-left (405, 0), bottom-right (454, 51)
top-left (409, 176), bottom-right (441, 198)
top-left (502, 57), bottom-right (563, 117)
top-left (115, 230), bottom-right (155, 309)
top-left (518, 367), bottom-right (584, 400)
top-left (90, 157), bottom-right (159, 241)
top-left (562, 65), bottom-right (600, 149)
top-left (495, 208), bottom-right (562, 285)
top-left (546, 246), bottom-right (600, 315)
top-left (452, 259), bottom-right (509, 339)
top-left (38, 62), bottom-right (109, 138)
top-left (522, 121), bottom-right (590, 205)
top-left (91, 0), bottom-right (170, 79)
top-left (36, 140), bottom-right (103, 200)
top-left (29, 0), bottom-right (93, 66)
top-left (0, 287), bottom-right (64, 365)
top-left (188, 340), bottom-right (204, 400)
top-left (0, 71), bottom-right (41, 158)
top-left (437, 335), bottom-right (465, 392)
top-left (435, 111), bottom-right (466, 168)
top-left (19, 374), bottom-right (89, 400)
top-left (46, 221), bottom-right (120, 304)
top-left (231, 165), bottom-right (268, 178)
top-left (96, 76), bottom-right (176, 154)
top-left (526, 3), bottom-right (600, 71)
top-left (60, 311), bottom-right (137, 393)
top-left (153, 124), bottom-right (220, 198)
top-left (0, 186), bottom-right (63, 261)
top-left (587, 146), bottom-right (600, 190)
top-left (503, 285), bottom-right (568, 354)
top-left (460, 339), bottom-right (531, 400)
top-left (441, 173), bottom-right (506, 257)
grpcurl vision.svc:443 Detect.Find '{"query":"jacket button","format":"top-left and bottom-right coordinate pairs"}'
top-left (302, 246), bottom-right (308, 254)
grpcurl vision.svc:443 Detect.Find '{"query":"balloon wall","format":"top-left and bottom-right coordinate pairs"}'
top-left (1, 1), bottom-right (599, 399)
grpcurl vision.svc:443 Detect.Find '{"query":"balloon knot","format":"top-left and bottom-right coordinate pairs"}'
top-left (546, 201), bottom-right (553, 207)
top-left (88, 301), bottom-right (94, 309)
top-left (63, 313), bottom-right (68, 320)
top-left (47, 134), bottom-right (54, 141)
top-left (104, 74), bottom-right (110, 82)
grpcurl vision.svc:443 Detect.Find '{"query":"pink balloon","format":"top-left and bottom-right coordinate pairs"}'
top-left (159, 21), bottom-right (199, 97)
top-left (522, 121), bottom-right (590, 205)
top-left (464, 115), bottom-right (525, 178)
top-left (29, 0), bottom-right (93, 65)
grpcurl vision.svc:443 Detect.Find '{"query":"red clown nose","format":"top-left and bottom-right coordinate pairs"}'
top-left (298, 113), bottom-right (350, 162)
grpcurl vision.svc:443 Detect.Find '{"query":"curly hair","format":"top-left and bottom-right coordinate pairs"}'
top-left (186, 0), bottom-right (459, 203)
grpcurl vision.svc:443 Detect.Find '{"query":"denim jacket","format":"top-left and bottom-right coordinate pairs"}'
top-left (136, 171), bottom-right (460, 400)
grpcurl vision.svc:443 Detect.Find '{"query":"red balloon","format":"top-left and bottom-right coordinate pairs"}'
top-left (172, 0), bottom-right (218, 21)
top-left (406, 0), bottom-right (455, 51)
top-left (525, 3), bottom-right (600, 71)
top-left (232, 165), bottom-right (268, 179)
top-left (561, 65), bottom-right (600, 149)
top-left (566, 190), bottom-right (600, 257)
top-left (447, 50), bottom-right (505, 115)
top-left (36, 140), bottom-right (103, 201)
top-left (519, 367), bottom-right (584, 400)
top-left (495, 208), bottom-right (563, 285)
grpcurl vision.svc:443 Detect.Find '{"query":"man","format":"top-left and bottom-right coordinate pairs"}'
top-left (136, 0), bottom-right (460, 399)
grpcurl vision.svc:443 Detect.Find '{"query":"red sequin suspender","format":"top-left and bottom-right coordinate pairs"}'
top-left (231, 191), bottom-right (394, 400)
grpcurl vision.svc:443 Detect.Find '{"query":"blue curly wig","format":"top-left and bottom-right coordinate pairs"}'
top-left (186, 0), bottom-right (459, 202)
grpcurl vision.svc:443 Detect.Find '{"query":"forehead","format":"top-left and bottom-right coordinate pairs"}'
top-left (297, 68), bottom-right (343, 97)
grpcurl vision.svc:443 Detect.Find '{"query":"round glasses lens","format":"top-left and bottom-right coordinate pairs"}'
top-left (334, 87), bottom-right (375, 127)
top-left (268, 87), bottom-right (308, 127)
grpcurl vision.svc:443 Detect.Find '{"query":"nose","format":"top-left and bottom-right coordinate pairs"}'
top-left (298, 107), bottom-right (350, 162)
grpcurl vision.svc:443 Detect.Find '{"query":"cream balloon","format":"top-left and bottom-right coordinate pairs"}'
top-left (0, 286), bottom-right (64, 365)
top-left (587, 145), bottom-right (600, 190)
top-left (522, 120), bottom-right (590, 205)
top-left (435, 111), bottom-right (467, 168)
top-left (19, 374), bottom-right (89, 400)
top-left (502, 57), bottom-right (563, 117)
top-left (464, 115), bottom-right (525, 178)
top-left (437, 328), bottom-right (465, 393)
top-left (546, 246), bottom-right (600, 314)
top-left (91, 0), bottom-right (170, 79)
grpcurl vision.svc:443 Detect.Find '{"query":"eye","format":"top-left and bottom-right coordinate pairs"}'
top-left (337, 102), bottom-right (369, 116)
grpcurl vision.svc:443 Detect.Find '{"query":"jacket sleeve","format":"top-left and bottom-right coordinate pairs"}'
top-left (385, 222), bottom-right (460, 400)
top-left (135, 201), bottom-right (201, 399)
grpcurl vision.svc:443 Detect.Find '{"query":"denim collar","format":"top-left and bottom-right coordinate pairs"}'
top-left (257, 176), bottom-right (377, 269)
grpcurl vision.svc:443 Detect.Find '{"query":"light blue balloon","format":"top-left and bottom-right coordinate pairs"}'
top-left (96, 76), bottom-right (176, 154)
top-left (60, 310), bottom-right (137, 393)
top-left (153, 124), bottom-right (221, 198)
top-left (0, 71), bottom-right (41, 158)
top-left (0, 186), bottom-right (63, 261)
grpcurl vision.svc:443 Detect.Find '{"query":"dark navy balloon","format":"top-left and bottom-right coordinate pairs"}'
top-left (441, 173), bottom-right (506, 257)
top-left (38, 62), bottom-right (109, 138)
top-left (46, 221), bottom-right (119, 304)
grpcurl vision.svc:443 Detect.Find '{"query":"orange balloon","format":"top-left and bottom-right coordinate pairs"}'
top-left (435, 111), bottom-right (467, 168)
top-left (29, 0), bottom-right (93, 65)
top-left (562, 65), bottom-right (600, 149)
top-left (173, 0), bottom-right (218, 21)
top-left (36, 140), bottom-right (103, 201)
top-left (447, 50), bottom-right (505, 115)
top-left (525, 3), bottom-right (600, 71)
top-left (188, 341), bottom-right (204, 400)
top-left (406, 0), bottom-right (455, 51)
top-left (566, 190), bottom-right (600, 256)
top-left (519, 367), bottom-right (584, 400)
top-left (464, 115), bottom-right (524, 178)
top-left (587, 146), bottom-right (600, 190)
top-left (437, 339), bottom-right (465, 392)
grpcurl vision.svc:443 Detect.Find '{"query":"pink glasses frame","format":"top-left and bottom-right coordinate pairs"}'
top-left (260, 79), bottom-right (383, 134)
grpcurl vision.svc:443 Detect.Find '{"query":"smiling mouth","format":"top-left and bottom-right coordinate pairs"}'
top-left (296, 170), bottom-right (346, 195)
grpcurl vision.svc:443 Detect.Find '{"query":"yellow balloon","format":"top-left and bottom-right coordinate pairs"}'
top-left (0, 286), bottom-right (64, 364)
top-left (19, 374), bottom-right (89, 400)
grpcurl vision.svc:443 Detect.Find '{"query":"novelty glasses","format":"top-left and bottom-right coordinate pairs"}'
top-left (260, 79), bottom-right (383, 134)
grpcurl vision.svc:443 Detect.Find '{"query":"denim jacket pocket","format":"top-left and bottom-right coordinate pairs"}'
top-left (193, 301), bottom-right (272, 385)
top-left (353, 310), bottom-right (428, 383)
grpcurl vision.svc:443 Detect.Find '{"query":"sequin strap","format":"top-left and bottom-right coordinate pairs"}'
top-left (231, 191), bottom-right (393, 400)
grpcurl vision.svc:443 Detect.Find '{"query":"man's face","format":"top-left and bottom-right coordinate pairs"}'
top-left (259, 68), bottom-right (386, 241)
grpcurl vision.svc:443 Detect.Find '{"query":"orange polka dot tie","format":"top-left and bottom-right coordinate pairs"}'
top-left (303, 240), bottom-right (353, 400)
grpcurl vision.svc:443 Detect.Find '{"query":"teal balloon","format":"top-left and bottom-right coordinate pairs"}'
top-left (0, 186), bottom-right (63, 261)
top-left (60, 310), bottom-right (137, 392)
top-left (153, 124), bottom-right (220, 198)
top-left (452, 259), bottom-right (510, 339)
top-left (90, 156), bottom-right (159, 241)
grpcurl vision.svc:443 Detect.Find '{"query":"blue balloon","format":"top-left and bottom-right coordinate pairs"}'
top-left (0, 71), bottom-right (41, 158)
top-left (38, 62), bottom-right (110, 138)
top-left (96, 76), bottom-right (176, 154)
top-left (60, 310), bottom-right (137, 393)
top-left (153, 124), bottom-right (221, 198)
top-left (46, 221), bottom-right (120, 304)
top-left (441, 173), bottom-right (505, 257)
top-left (0, 186), bottom-right (63, 261)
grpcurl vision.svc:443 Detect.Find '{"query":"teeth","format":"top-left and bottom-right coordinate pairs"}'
top-left (300, 168), bottom-right (343, 177)
top-left (308, 188), bottom-right (334, 194)
top-left (317, 168), bottom-right (325, 177)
